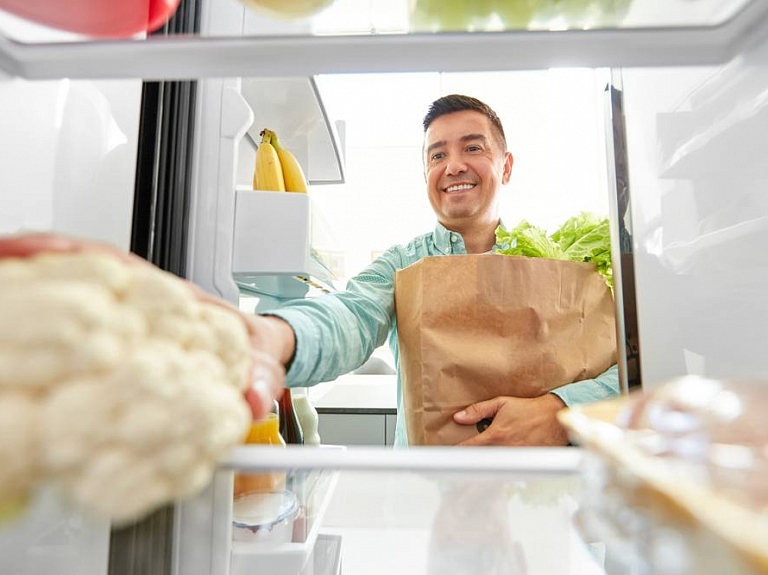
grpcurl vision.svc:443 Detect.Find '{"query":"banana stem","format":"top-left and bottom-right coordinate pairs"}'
top-left (261, 128), bottom-right (282, 150)
top-left (259, 129), bottom-right (273, 145)
top-left (268, 130), bottom-right (281, 150)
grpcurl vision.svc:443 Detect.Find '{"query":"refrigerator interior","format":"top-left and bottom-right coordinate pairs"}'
top-left (1, 1), bottom-right (768, 575)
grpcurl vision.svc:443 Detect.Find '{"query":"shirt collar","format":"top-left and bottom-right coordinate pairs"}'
top-left (433, 220), bottom-right (506, 255)
top-left (434, 222), bottom-right (464, 255)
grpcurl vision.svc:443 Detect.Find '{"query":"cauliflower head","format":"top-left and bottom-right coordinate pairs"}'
top-left (0, 252), bottom-right (253, 525)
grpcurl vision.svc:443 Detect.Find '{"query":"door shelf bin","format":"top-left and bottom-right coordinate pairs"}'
top-left (230, 466), bottom-right (340, 575)
top-left (232, 189), bottom-right (337, 298)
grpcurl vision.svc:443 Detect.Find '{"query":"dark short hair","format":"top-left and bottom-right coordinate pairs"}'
top-left (422, 94), bottom-right (507, 151)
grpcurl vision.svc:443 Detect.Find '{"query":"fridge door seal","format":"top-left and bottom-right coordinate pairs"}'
top-left (604, 72), bottom-right (643, 393)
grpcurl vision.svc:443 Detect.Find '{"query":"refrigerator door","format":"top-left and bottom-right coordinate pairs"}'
top-left (187, 0), bottom-right (346, 304)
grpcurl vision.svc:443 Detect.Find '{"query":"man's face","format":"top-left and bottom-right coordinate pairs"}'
top-left (423, 110), bottom-right (513, 230)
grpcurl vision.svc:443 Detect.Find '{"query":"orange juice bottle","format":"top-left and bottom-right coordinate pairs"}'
top-left (234, 411), bottom-right (287, 498)
top-left (244, 412), bottom-right (286, 445)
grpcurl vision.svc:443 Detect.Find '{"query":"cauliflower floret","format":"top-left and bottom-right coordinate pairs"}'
top-left (0, 283), bottom-right (147, 387)
top-left (0, 252), bottom-right (253, 525)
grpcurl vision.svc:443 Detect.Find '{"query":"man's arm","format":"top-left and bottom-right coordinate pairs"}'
top-left (548, 363), bottom-right (620, 407)
top-left (261, 252), bottom-right (400, 386)
top-left (453, 364), bottom-right (620, 446)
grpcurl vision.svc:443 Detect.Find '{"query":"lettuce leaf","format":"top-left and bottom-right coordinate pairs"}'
top-left (495, 212), bottom-right (613, 289)
top-left (495, 220), bottom-right (564, 260)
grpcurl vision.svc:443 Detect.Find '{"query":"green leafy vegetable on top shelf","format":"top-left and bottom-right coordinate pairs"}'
top-left (495, 212), bottom-right (613, 289)
top-left (409, 0), bottom-right (634, 33)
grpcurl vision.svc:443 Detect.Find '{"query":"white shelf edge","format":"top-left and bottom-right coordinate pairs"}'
top-left (223, 445), bottom-right (584, 474)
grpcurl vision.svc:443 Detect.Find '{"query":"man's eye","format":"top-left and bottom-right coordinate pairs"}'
top-left (467, 145), bottom-right (482, 152)
top-left (430, 152), bottom-right (445, 161)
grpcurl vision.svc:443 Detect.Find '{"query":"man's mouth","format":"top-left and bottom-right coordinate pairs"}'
top-left (444, 183), bottom-right (476, 193)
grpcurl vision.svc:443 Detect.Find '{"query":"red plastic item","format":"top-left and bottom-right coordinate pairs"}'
top-left (0, 0), bottom-right (182, 38)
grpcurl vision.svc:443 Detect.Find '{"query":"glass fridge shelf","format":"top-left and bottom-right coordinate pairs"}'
top-left (0, 0), bottom-right (765, 80)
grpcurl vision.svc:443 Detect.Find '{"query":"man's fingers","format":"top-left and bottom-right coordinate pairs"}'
top-left (454, 398), bottom-right (502, 425)
top-left (0, 233), bottom-right (80, 258)
top-left (0, 232), bottom-right (147, 266)
top-left (245, 380), bottom-right (277, 420)
top-left (244, 349), bottom-right (285, 419)
top-left (457, 431), bottom-right (491, 447)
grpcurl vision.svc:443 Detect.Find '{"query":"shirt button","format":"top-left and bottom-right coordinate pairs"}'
top-left (450, 234), bottom-right (458, 243)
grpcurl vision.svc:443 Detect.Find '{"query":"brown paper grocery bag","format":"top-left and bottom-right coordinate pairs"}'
top-left (395, 254), bottom-right (617, 446)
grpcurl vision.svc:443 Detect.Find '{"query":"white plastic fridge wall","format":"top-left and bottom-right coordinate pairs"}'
top-left (0, 39), bottom-right (140, 575)
top-left (0, 489), bottom-right (110, 575)
top-left (0, 70), bottom-right (140, 247)
top-left (622, 30), bottom-right (768, 385)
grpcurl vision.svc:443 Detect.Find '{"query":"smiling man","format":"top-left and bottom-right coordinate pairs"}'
top-left (253, 94), bottom-right (619, 447)
top-left (423, 100), bottom-right (513, 254)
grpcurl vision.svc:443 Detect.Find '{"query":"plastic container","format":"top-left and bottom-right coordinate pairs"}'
top-left (230, 458), bottom-right (343, 575)
top-left (232, 490), bottom-right (299, 546)
top-left (292, 387), bottom-right (321, 445)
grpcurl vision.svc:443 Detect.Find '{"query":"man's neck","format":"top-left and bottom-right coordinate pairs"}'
top-left (443, 219), bottom-right (499, 254)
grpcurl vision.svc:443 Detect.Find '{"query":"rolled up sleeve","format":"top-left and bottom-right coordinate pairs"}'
top-left (549, 364), bottom-right (620, 406)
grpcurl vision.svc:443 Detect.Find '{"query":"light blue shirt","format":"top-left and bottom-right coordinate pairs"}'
top-left (265, 222), bottom-right (619, 447)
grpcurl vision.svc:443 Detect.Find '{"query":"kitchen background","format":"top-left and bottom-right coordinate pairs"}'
top-left (1, 68), bottom-right (610, 281)
top-left (235, 69), bottom-right (614, 375)
top-left (306, 69), bottom-right (611, 283)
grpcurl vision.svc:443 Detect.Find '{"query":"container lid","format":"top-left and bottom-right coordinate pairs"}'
top-left (232, 490), bottom-right (299, 530)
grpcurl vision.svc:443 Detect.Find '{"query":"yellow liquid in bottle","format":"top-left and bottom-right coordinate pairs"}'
top-left (244, 412), bottom-right (286, 445)
top-left (234, 413), bottom-right (287, 497)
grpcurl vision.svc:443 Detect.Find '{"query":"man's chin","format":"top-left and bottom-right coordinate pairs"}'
top-left (441, 208), bottom-right (477, 223)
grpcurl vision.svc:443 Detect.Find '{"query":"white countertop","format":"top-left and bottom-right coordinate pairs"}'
top-left (305, 374), bottom-right (397, 412)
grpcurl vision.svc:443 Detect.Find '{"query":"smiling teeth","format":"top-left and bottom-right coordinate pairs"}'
top-left (445, 184), bottom-right (474, 192)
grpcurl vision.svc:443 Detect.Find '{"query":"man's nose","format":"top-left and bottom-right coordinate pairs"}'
top-left (445, 158), bottom-right (467, 176)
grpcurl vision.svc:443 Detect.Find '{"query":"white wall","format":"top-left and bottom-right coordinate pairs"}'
top-left (311, 69), bottom-right (610, 281)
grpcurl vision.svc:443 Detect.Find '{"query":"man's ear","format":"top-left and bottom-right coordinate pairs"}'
top-left (502, 152), bottom-right (514, 185)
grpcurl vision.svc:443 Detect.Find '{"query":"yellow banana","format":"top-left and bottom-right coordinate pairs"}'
top-left (266, 129), bottom-right (308, 194)
top-left (253, 129), bottom-right (285, 192)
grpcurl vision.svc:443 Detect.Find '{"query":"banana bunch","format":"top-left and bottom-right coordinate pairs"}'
top-left (253, 128), bottom-right (308, 193)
